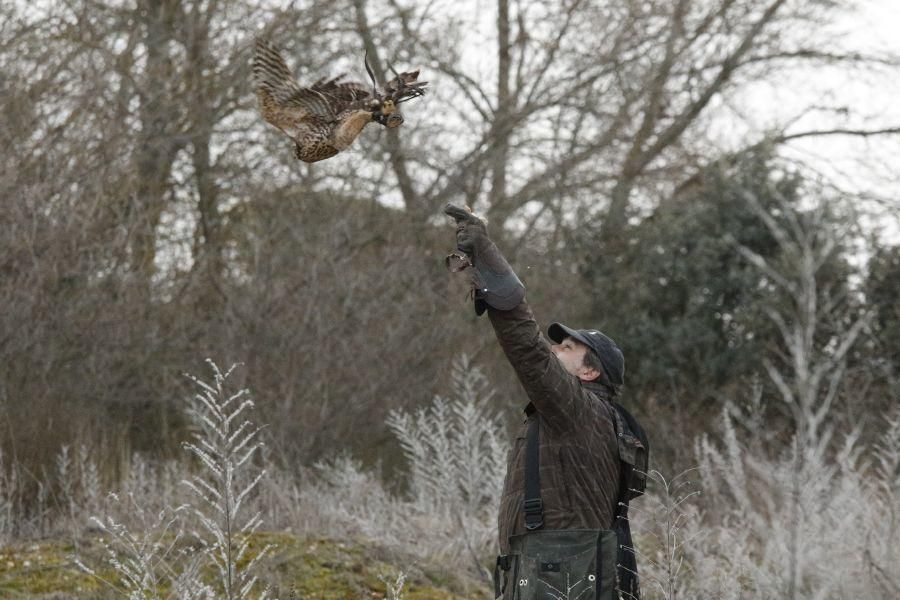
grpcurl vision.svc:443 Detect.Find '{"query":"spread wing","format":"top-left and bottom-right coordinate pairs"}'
top-left (311, 75), bottom-right (373, 107)
top-left (253, 39), bottom-right (336, 139)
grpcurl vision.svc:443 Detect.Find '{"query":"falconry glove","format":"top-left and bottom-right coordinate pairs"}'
top-left (444, 203), bottom-right (525, 315)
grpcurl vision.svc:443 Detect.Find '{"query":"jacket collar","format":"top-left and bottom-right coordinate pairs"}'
top-left (583, 379), bottom-right (614, 401)
top-left (523, 379), bottom-right (615, 416)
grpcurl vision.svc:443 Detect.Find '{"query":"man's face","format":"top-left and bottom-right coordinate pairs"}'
top-left (550, 336), bottom-right (599, 382)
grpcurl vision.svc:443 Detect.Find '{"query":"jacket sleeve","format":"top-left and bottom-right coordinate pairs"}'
top-left (487, 300), bottom-right (594, 432)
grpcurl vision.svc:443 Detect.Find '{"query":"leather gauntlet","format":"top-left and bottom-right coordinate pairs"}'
top-left (444, 203), bottom-right (525, 315)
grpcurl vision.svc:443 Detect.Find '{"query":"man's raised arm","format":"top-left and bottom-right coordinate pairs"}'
top-left (444, 203), bottom-right (594, 430)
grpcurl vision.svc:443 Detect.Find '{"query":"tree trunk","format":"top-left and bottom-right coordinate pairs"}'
top-left (131, 0), bottom-right (182, 286)
top-left (352, 0), bottom-right (423, 225)
top-left (488, 0), bottom-right (511, 224)
top-left (183, 7), bottom-right (226, 305)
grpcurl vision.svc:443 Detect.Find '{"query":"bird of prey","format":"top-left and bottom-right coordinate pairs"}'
top-left (253, 39), bottom-right (427, 163)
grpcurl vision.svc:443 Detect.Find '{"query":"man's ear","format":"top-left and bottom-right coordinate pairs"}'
top-left (579, 367), bottom-right (601, 382)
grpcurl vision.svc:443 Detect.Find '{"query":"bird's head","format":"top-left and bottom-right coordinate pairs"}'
top-left (364, 52), bottom-right (427, 129)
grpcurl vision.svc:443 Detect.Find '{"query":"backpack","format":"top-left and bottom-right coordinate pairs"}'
top-left (610, 401), bottom-right (650, 598)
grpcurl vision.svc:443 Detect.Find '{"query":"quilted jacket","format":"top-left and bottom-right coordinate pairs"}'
top-left (488, 300), bottom-right (622, 555)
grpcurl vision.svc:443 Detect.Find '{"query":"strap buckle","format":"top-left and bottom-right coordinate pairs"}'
top-left (494, 554), bottom-right (512, 598)
top-left (523, 498), bottom-right (544, 530)
top-left (496, 554), bottom-right (511, 571)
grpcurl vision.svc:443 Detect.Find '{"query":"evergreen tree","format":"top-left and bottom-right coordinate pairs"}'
top-left (580, 152), bottom-right (856, 419)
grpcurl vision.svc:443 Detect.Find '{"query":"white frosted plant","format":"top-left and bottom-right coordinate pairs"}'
top-left (627, 469), bottom-right (703, 600)
top-left (118, 454), bottom-right (184, 518)
top-left (388, 354), bottom-right (507, 517)
top-left (76, 444), bottom-right (103, 519)
top-left (385, 354), bottom-right (508, 577)
top-left (78, 361), bottom-right (274, 599)
top-left (306, 454), bottom-right (407, 544)
top-left (687, 403), bottom-right (900, 600)
top-left (55, 444), bottom-right (104, 538)
top-left (182, 360), bottom-right (273, 600)
top-left (379, 569), bottom-right (409, 600)
top-left (306, 354), bottom-right (507, 579)
top-left (630, 404), bottom-right (900, 600)
top-left (867, 407), bottom-right (900, 596)
top-left (0, 448), bottom-right (23, 540)
top-left (630, 194), bottom-right (900, 599)
top-left (75, 492), bottom-right (212, 599)
top-left (698, 191), bottom-right (896, 598)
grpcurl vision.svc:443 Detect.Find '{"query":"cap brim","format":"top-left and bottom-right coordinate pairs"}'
top-left (547, 322), bottom-right (593, 348)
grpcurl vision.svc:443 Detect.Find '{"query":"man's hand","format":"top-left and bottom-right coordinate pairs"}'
top-left (443, 203), bottom-right (525, 315)
top-left (444, 203), bottom-right (487, 257)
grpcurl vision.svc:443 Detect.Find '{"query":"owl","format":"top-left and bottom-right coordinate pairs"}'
top-left (253, 39), bottom-right (427, 163)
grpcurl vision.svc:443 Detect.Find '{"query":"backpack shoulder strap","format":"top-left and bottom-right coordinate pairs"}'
top-left (610, 402), bottom-right (648, 599)
top-left (613, 402), bottom-right (649, 457)
top-left (523, 414), bottom-right (544, 530)
top-left (611, 402), bottom-right (650, 500)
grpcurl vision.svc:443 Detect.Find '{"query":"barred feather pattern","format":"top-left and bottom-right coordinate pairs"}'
top-left (253, 38), bottom-right (377, 163)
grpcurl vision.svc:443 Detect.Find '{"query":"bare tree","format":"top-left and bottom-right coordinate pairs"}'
top-left (730, 189), bottom-right (871, 599)
top-left (2, 0), bottom-right (897, 510)
top-left (353, 0), bottom-right (900, 246)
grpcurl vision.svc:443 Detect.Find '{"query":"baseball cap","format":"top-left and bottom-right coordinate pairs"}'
top-left (547, 322), bottom-right (625, 388)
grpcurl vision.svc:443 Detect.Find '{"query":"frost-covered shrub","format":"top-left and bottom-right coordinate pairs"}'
top-left (0, 443), bottom-right (107, 541)
top-left (75, 493), bottom-right (212, 599)
top-left (386, 354), bottom-right (507, 560)
top-left (632, 404), bottom-right (900, 600)
top-left (299, 454), bottom-right (408, 544)
top-left (78, 361), bottom-right (273, 599)
top-left (308, 354), bottom-right (508, 576)
top-left (692, 404), bottom-right (899, 599)
top-left (627, 469), bottom-right (704, 600)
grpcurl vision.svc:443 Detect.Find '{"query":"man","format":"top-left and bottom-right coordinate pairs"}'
top-left (445, 204), bottom-right (639, 599)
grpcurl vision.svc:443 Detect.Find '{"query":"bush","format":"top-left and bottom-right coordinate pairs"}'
top-left (77, 361), bottom-right (272, 599)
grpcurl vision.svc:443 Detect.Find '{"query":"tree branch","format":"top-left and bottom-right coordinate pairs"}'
top-left (774, 126), bottom-right (900, 143)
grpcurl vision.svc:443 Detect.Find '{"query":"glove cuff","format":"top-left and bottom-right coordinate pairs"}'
top-left (471, 244), bottom-right (525, 315)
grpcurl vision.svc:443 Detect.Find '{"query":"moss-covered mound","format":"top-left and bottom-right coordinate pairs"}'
top-left (0, 533), bottom-right (487, 599)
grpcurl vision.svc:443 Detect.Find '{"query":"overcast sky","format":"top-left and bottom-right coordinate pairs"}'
top-left (459, 0), bottom-right (900, 243)
top-left (720, 0), bottom-right (900, 243)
